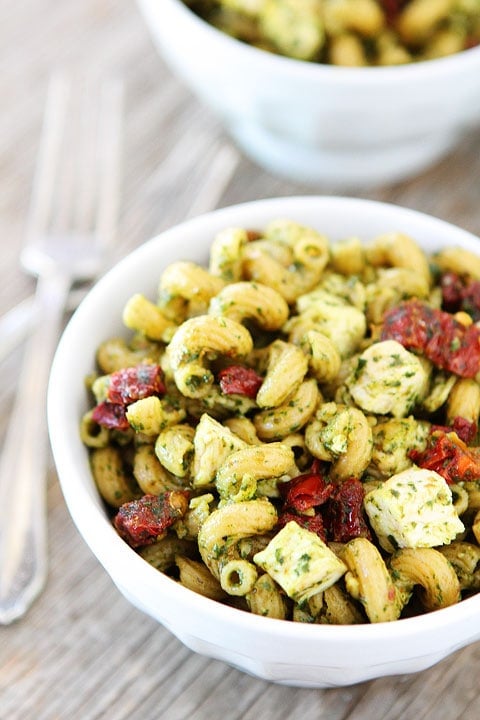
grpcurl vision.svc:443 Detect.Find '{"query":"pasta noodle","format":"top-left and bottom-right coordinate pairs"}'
top-left (438, 542), bottom-right (480, 591)
top-left (305, 402), bottom-right (373, 481)
top-left (133, 444), bottom-right (184, 495)
top-left (123, 293), bottom-right (177, 342)
top-left (126, 395), bottom-right (186, 435)
top-left (175, 555), bottom-right (227, 601)
top-left (473, 510), bottom-right (480, 544)
top-left (208, 226), bottom-right (248, 281)
top-left (253, 378), bottom-right (319, 440)
top-left (255, 340), bottom-right (308, 408)
top-left (215, 442), bottom-right (295, 502)
top-left (79, 409), bottom-right (110, 448)
top-left (320, 584), bottom-right (365, 625)
top-left (246, 572), bottom-right (287, 619)
top-left (219, 559), bottom-right (258, 595)
top-left (446, 378), bottom-right (480, 427)
top-left (242, 220), bottom-right (329, 302)
top-left (298, 330), bottom-right (342, 384)
top-left (81, 216), bottom-right (480, 624)
top-left (96, 336), bottom-right (160, 374)
top-left (154, 423), bottom-right (195, 478)
top-left (167, 314), bottom-right (253, 398)
top-left (139, 536), bottom-right (196, 571)
top-left (340, 537), bottom-right (402, 622)
top-left (192, 413), bottom-right (247, 487)
top-left (198, 499), bottom-right (278, 578)
top-left (158, 260), bottom-right (226, 322)
top-left (389, 547), bottom-right (461, 611)
top-left (90, 446), bottom-right (140, 508)
top-left (184, 0), bottom-right (480, 65)
top-left (209, 281), bottom-right (289, 330)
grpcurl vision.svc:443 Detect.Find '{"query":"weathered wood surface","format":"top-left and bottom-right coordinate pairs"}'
top-left (1, 2), bottom-right (480, 718)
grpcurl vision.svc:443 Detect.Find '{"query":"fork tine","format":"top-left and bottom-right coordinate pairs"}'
top-left (23, 73), bottom-right (71, 273)
top-left (0, 76), bottom-right (123, 367)
top-left (27, 73), bottom-right (123, 266)
top-left (70, 77), bottom-right (98, 234)
top-left (95, 78), bottom-right (123, 262)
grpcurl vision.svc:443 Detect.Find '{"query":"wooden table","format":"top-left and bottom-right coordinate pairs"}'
top-left (1, 2), bottom-right (480, 718)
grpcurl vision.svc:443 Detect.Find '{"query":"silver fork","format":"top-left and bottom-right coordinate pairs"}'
top-left (0, 73), bottom-right (123, 623)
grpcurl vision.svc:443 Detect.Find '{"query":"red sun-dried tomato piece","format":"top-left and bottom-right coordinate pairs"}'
top-left (431, 417), bottom-right (478, 445)
top-left (279, 471), bottom-right (333, 512)
top-left (381, 299), bottom-right (437, 351)
top-left (441, 271), bottom-right (480, 322)
top-left (381, 299), bottom-right (480, 378)
top-left (459, 282), bottom-right (480, 322)
top-left (409, 431), bottom-right (480, 485)
top-left (325, 478), bottom-right (371, 543)
top-left (91, 401), bottom-right (130, 430)
top-left (379, 0), bottom-right (405, 23)
top-left (107, 363), bottom-right (166, 405)
top-left (113, 490), bottom-right (190, 548)
top-left (277, 511), bottom-right (327, 542)
top-left (428, 322), bottom-right (480, 377)
top-left (452, 417), bottom-right (478, 444)
top-left (440, 272), bottom-right (464, 313)
top-left (218, 365), bottom-right (263, 398)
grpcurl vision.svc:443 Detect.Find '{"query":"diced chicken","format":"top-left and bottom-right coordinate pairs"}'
top-left (364, 467), bottom-right (464, 552)
top-left (253, 521), bottom-right (347, 602)
top-left (346, 340), bottom-right (430, 418)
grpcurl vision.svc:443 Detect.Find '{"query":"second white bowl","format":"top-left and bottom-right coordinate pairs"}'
top-left (137, 0), bottom-right (480, 188)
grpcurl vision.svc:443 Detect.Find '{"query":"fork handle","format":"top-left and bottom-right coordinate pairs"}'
top-left (0, 269), bottom-right (72, 623)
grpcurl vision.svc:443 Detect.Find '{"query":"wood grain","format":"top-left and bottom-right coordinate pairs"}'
top-left (1, 1), bottom-right (480, 718)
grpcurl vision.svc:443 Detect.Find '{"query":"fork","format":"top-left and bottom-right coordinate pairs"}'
top-left (0, 73), bottom-right (123, 623)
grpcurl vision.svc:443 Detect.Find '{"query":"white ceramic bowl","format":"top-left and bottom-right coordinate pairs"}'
top-left (136, 0), bottom-right (480, 189)
top-left (48, 196), bottom-right (480, 688)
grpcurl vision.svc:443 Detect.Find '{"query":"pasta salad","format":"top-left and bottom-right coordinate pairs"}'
top-left (81, 219), bottom-right (480, 624)
top-left (183, 0), bottom-right (480, 66)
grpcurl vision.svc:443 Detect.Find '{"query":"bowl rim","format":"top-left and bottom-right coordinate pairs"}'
top-left (48, 194), bottom-right (480, 645)
top-left (157, 0), bottom-right (480, 84)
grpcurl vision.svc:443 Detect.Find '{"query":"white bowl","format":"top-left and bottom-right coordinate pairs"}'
top-left (48, 196), bottom-right (480, 688)
top-left (136, 0), bottom-right (480, 188)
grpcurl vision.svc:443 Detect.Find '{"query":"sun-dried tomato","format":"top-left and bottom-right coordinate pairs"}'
top-left (91, 401), bottom-right (130, 430)
top-left (113, 490), bottom-right (190, 548)
top-left (452, 417), bottom-right (478, 444)
top-left (440, 272), bottom-right (464, 313)
top-left (458, 282), bottom-right (480, 323)
top-left (381, 299), bottom-right (480, 378)
top-left (325, 478), bottom-right (371, 543)
top-left (409, 431), bottom-right (480, 484)
top-left (431, 417), bottom-right (478, 445)
top-left (379, 0), bottom-right (406, 23)
top-left (218, 365), bottom-right (263, 398)
top-left (107, 363), bottom-right (166, 405)
top-left (381, 299), bottom-right (436, 351)
top-left (276, 464), bottom-right (332, 540)
top-left (441, 271), bottom-right (480, 321)
top-left (279, 471), bottom-right (333, 512)
top-left (310, 458), bottom-right (325, 475)
top-left (277, 510), bottom-right (327, 542)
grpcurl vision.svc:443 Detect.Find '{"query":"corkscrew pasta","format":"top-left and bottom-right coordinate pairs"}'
top-left (82, 217), bottom-right (480, 624)
top-left (183, 0), bottom-right (480, 66)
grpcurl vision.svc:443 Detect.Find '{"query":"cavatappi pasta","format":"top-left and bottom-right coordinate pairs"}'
top-left (81, 218), bottom-right (480, 624)
top-left (183, 0), bottom-right (480, 66)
